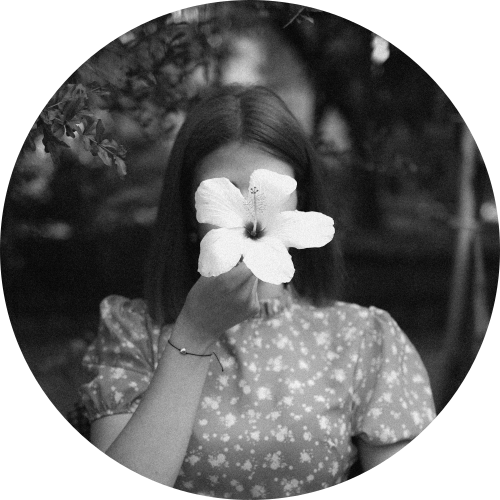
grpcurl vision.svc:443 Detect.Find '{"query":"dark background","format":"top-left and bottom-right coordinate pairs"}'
top-left (1, 2), bottom-right (498, 430)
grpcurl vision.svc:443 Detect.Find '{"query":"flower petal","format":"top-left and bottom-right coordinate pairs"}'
top-left (242, 236), bottom-right (295, 284)
top-left (267, 210), bottom-right (335, 249)
top-left (198, 227), bottom-right (245, 277)
top-left (247, 169), bottom-right (297, 226)
top-left (195, 178), bottom-right (247, 228)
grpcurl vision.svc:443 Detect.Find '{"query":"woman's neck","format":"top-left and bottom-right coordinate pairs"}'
top-left (257, 281), bottom-right (285, 301)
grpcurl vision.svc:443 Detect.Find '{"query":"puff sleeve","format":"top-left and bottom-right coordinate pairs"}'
top-left (80, 295), bottom-right (160, 422)
top-left (351, 307), bottom-right (436, 445)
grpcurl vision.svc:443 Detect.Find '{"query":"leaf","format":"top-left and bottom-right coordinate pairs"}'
top-left (62, 96), bottom-right (84, 121)
top-left (97, 148), bottom-right (113, 166)
top-left (46, 141), bottom-right (61, 164)
top-left (65, 124), bottom-right (76, 138)
top-left (73, 83), bottom-right (87, 97)
top-left (113, 156), bottom-right (127, 176)
top-left (82, 135), bottom-right (92, 152)
top-left (100, 138), bottom-right (117, 153)
top-left (51, 121), bottom-right (66, 139)
top-left (82, 116), bottom-right (97, 136)
top-left (95, 119), bottom-right (105, 143)
top-left (67, 118), bottom-right (83, 134)
top-left (46, 122), bottom-right (70, 147)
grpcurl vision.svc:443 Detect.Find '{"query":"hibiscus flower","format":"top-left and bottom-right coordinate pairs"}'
top-left (195, 169), bottom-right (335, 284)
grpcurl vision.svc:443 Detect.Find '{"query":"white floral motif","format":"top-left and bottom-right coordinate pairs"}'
top-left (368, 408), bottom-right (383, 419)
top-left (208, 453), bottom-right (227, 467)
top-left (267, 410), bottom-right (281, 421)
top-left (220, 356), bottom-right (236, 369)
top-left (329, 462), bottom-right (339, 476)
top-left (299, 359), bottom-right (309, 370)
top-left (201, 396), bottom-right (221, 410)
top-left (318, 416), bottom-right (331, 432)
top-left (230, 479), bottom-right (244, 493)
top-left (287, 379), bottom-right (303, 393)
top-left (333, 369), bottom-right (346, 383)
top-left (250, 431), bottom-right (261, 441)
top-left (274, 425), bottom-right (292, 442)
top-left (411, 411), bottom-right (423, 426)
top-left (251, 485), bottom-right (267, 498)
top-left (186, 455), bottom-right (200, 466)
top-left (223, 413), bottom-right (237, 428)
top-left (265, 451), bottom-right (283, 470)
top-left (380, 392), bottom-right (393, 403)
top-left (241, 459), bottom-right (253, 471)
top-left (282, 478), bottom-right (300, 494)
top-left (110, 367), bottom-right (126, 379)
top-left (384, 370), bottom-right (400, 385)
top-left (256, 387), bottom-right (272, 400)
top-left (378, 425), bottom-right (397, 443)
top-left (275, 335), bottom-right (292, 350)
top-left (267, 356), bottom-right (284, 372)
top-left (314, 331), bottom-right (330, 346)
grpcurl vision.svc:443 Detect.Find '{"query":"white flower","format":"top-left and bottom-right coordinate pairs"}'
top-left (195, 169), bottom-right (335, 284)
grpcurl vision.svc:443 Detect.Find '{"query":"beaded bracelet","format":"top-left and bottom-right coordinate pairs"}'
top-left (168, 339), bottom-right (224, 371)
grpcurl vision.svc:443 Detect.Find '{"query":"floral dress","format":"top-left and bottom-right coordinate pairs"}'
top-left (81, 289), bottom-right (435, 499)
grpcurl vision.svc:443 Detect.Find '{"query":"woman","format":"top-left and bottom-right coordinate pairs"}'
top-left (81, 85), bottom-right (435, 498)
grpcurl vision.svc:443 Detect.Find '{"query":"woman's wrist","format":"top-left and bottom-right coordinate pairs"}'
top-left (169, 312), bottom-right (217, 355)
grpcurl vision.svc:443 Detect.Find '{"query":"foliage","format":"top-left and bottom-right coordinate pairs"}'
top-left (12, 1), bottom-right (491, 242)
top-left (17, 2), bottom-right (314, 176)
top-left (32, 83), bottom-right (127, 174)
top-left (20, 11), bottom-right (209, 173)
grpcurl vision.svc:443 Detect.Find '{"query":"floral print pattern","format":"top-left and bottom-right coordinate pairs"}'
top-left (81, 290), bottom-right (435, 498)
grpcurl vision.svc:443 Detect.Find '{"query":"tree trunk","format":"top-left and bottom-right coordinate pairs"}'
top-left (438, 123), bottom-right (477, 410)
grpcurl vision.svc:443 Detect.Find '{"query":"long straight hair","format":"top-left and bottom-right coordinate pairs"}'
top-left (144, 85), bottom-right (344, 325)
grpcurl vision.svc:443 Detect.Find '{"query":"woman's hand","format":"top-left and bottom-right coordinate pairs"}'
top-left (172, 263), bottom-right (259, 351)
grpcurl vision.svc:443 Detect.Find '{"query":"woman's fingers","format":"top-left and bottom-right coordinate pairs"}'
top-left (225, 264), bottom-right (260, 313)
top-left (180, 262), bottom-right (261, 343)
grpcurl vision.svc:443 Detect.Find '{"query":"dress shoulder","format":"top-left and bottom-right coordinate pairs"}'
top-left (80, 295), bottom-right (160, 422)
top-left (345, 304), bottom-right (436, 444)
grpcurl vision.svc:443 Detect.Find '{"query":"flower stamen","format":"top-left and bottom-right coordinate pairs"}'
top-left (250, 186), bottom-right (259, 237)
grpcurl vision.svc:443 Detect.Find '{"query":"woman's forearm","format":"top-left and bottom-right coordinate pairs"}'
top-left (99, 269), bottom-right (258, 485)
top-left (104, 321), bottom-right (214, 486)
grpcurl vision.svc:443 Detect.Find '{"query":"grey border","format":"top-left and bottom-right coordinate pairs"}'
top-left (0, 0), bottom-right (500, 499)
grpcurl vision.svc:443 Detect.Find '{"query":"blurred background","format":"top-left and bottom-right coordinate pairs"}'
top-left (1, 1), bottom-right (498, 430)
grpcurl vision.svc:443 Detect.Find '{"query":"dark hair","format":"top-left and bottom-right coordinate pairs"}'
top-left (144, 85), bottom-right (344, 325)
